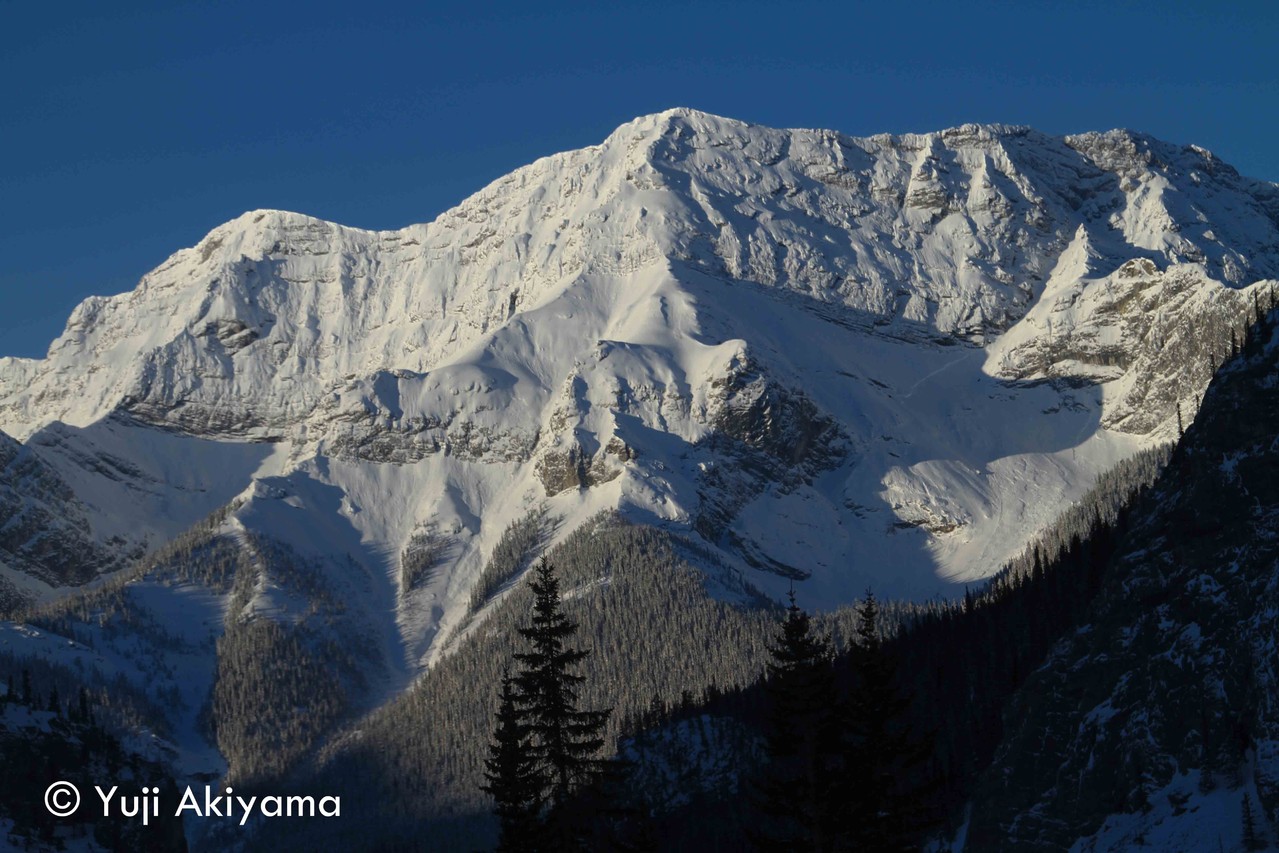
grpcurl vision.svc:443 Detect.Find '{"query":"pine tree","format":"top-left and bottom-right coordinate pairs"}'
top-left (752, 591), bottom-right (840, 851)
top-left (843, 589), bottom-right (933, 851)
top-left (1242, 793), bottom-right (1262, 851)
top-left (77, 687), bottom-right (91, 725)
top-left (482, 671), bottom-right (545, 852)
top-left (511, 558), bottom-right (611, 846)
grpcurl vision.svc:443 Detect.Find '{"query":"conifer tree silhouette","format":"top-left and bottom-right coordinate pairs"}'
top-left (482, 557), bottom-right (611, 850)
top-left (753, 591), bottom-right (840, 850)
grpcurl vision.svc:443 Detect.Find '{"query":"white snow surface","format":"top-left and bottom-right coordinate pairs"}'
top-left (2, 109), bottom-right (1278, 661)
top-left (1068, 769), bottom-right (1273, 852)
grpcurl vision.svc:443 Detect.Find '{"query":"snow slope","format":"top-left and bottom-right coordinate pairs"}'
top-left (1, 109), bottom-right (1276, 663)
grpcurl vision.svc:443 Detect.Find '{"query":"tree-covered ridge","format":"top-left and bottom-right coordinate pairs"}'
top-left (256, 516), bottom-right (777, 849)
top-left (3, 503), bottom-right (376, 794)
top-left (967, 306), bottom-right (1279, 849)
top-left (600, 424), bottom-right (1179, 849)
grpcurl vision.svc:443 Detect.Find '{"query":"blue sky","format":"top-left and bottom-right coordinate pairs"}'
top-left (2, 0), bottom-right (1276, 358)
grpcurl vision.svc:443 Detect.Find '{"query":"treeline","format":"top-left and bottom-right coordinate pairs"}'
top-left (7, 499), bottom-right (372, 793)
top-left (994, 443), bottom-right (1171, 587)
top-left (467, 507), bottom-right (552, 614)
top-left (472, 561), bottom-right (938, 851)
top-left (244, 427), bottom-right (1177, 850)
top-left (400, 523), bottom-right (452, 594)
top-left (257, 514), bottom-right (778, 850)
top-left (606, 440), bottom-right (1176, 847)
top-left (211, 538), bottom-right (359, 784)
top-left (3, 509), bottom-right (253, 742)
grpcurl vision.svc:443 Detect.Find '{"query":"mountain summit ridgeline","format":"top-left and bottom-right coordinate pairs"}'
top-left (1, 107), bottom-right (1276, 634)
top-left (3, 110), bottom-right (1279, 850)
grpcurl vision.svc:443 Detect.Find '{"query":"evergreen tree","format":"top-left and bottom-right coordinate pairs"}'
top-left (76, 687), bottom-right (91, 725)
top-left (843, 589), bottom-right (933, 851)
top-left (1242, 794), bottom-right (1262, 851)
top-left (482, 670), bottom-right (545, 852)
top-left (21, 668), bottom-right (31, 706)
top-left (752, 591), bottom-right (841, 851)
top-left (511, 557), bottom-right (611, 846)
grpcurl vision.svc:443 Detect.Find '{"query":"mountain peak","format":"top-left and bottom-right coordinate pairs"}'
top-left (190, 208), bottom-right (373, 266)
top-left (600, 107), bottom-right (762, 152)
top-left (621, 106), bottom-right (747, 128)
top-left (3, 113), bottom-right (1278, 617)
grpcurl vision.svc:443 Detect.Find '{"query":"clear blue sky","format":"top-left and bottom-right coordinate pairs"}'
top-left (3, 0), bottom-right (1276, 358)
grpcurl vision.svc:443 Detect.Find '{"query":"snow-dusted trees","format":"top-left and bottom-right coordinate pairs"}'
top-left (470, 508), bottom-right (551, 613)
top-left (400, 524), bottom-right (450, 593)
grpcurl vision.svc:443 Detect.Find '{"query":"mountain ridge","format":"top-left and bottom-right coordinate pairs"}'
top-left (0, 109), bottom-right (1275, 628)
top-left (969, 305), bottom-right (1279, 850)
top-left (3, 110), bottom-right (1279, 850)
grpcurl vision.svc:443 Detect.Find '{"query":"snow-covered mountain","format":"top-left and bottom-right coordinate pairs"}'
top-left (2, 109), bottom-right (1277, 664)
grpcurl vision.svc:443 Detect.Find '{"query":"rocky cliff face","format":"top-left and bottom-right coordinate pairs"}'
top-left (0, 110), bottom-right (1275, 636)
top-left (969, 312), bottom-right (1279, 851)
top-left (0, 429), bottom-right (128, 593)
